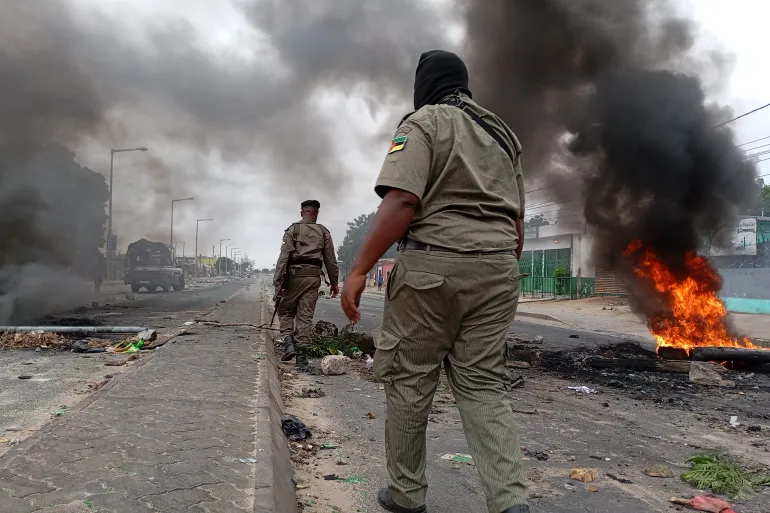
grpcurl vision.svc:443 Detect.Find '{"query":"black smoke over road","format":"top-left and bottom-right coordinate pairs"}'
top-left (464, 0), bottom-right (757, 318)
top-left (0, 0), bottom-right (453, 321)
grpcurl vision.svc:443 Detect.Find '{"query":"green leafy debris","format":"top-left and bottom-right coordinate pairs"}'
top-left (681, 453), bottom-right (770, 499)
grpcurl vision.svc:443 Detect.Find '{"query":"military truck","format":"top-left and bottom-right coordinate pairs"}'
top-left (124, 239), bottom-right (185, 293)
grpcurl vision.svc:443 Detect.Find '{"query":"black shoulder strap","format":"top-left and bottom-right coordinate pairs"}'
top-left (440, 97), bottom-right (516, 164)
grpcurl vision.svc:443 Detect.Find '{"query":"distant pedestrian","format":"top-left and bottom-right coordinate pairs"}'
top-left (377, 273), bottom-right (384, 292)
top-left (341, 50), bottom-right (528, 513)
top-left (93, 253), bottom-right (106, 294)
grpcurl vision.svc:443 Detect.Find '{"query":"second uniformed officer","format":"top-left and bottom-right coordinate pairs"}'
top-left (273, 200), bottom-right (339, 370)
top-left (341, 50), bottom-right (528, 513)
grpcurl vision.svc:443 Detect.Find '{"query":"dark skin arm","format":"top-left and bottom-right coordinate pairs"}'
top-left (341, 188), bottom-right (419, 322)
top-left (515, 206), bottom-right (525, 260)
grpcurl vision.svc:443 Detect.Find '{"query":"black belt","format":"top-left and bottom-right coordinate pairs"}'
top-left (399, 238), bottom-right (514, 255)
top-left (289, 260), bottom-right (322, 267)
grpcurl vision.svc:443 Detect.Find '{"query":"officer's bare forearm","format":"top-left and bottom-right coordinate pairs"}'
top-left (350, 189), bottom-right (418, 275)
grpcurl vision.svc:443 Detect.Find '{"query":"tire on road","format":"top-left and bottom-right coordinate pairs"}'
top-left (131, 283), bottom-right (141, 293)
top-left (173, 277), bottom-right (185, 292)
top-left (146, 284), bottom-right (159, 292)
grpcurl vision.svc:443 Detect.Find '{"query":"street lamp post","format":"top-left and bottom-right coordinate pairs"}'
top-left (219, 238), bottom-right (231, 276)
top-left (230, 248), bottom-right (239, 275)
top-left (107, 147), bottom-right (148, 249)
top-left (194, 218), bottom-right (213, 278)
top-left (170, 197), bottom-right (194, 247)
top-left (233, 251), bottom-right (241, 276)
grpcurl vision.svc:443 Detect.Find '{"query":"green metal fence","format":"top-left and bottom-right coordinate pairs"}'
top-left (519, 276), bottom-right (596, 299)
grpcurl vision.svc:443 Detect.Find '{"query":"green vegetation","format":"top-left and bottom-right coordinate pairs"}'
top-left (681, 453), bottom-right (770, 499)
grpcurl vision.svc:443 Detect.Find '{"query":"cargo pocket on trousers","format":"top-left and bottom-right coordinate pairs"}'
top-left (403, 270), bottom-right (445, 291)
top-left (372, 326), bottom-right (402, 384)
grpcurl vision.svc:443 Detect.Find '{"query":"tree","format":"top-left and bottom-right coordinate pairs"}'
top-left (239, 256), bottom-right (255, 273)
top-left (337, 212), bottom-right (397, 273)
top-left (524, 213), bottom-right (550, 229)
top-left (261, 268), bottom-right (270, 273)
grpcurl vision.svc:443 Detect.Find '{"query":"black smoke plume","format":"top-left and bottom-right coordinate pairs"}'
top-left (0, 0), bottom-right (453, 322)
top-left (464, 0), bottom-right (757, 319)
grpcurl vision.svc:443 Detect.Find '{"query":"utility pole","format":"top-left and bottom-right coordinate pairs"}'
top-left (194, 218), bottom-right (213, 278)
top-left (230, 248), bottom-right (239, 275)
top-left (219, 238), bottom-right (231, 276)
top-left (170, 197), bottom-right (194, 247)
top-left (106, 146), bottom-right (147, 279)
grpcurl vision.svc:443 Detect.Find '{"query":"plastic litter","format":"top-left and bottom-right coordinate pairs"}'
top-left (281, 415), bottom-right (312, 441)
top-left (336, 476), bottom-right (368, 484)
top-left (568, 386), bottom-right (597, 394)
top-left (237, 458), bottom-right (258, 463)
top-left (365, 354), bottom-right (374, 370)
top-left (729, 416), bottom-right (740, 428)
top-left (441, 453), bottom-right (474, 464)
top-left (670, 496), bottom-right (736, 513)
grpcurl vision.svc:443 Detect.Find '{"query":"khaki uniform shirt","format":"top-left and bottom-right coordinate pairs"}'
top-left (375, 94), bottom-right (524, 252)
top-left (273, 219), bottom-right (340, 286)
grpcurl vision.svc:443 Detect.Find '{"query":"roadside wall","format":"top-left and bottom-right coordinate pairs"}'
top-left (719, 268), bottom-right (770, 314)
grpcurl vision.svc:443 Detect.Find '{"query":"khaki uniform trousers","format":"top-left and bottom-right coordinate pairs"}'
top-left (372, 249), bottom-right (527, 512)
top-left (277, 270), bottom-right (321, 350)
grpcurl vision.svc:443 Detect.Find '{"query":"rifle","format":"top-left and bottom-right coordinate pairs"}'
top-left (270, 276), bottom-right (286, 327)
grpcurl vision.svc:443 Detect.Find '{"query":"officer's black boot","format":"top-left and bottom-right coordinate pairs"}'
top-left (281, 335), bottom-right (296, 362)
top-left (376, 488), bottom-right (426, 513)
top-left (295, 349), bottom-right (309, 372)
top-left (501, 506), bottom-right (530, 513)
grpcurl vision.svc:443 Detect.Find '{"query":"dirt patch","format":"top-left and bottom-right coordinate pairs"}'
top-left (279, 363), bottom-right (359, 512)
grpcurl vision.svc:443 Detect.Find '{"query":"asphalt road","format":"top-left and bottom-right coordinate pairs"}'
top-left (44, 279), bottom-right (251, 329)
top-left (314, 291), bottom-right (644, 351)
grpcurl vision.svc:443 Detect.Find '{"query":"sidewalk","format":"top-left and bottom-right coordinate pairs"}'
top-left (517, 297), bottom-right (770, 343)
top-left (0, 286), bottom-right (291, 513)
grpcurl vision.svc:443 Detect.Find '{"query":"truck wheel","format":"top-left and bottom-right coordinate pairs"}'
top-left (146, 285), bottom-right (158, 292)
top-left (161, 284), bottom-right (170, 292)
top-left (173, 278), bottom-right (185, 292)
top-left (131, 284), bottom-right (141, 293)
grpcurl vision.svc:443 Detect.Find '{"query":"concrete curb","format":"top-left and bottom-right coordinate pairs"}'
top-left (516, 310), bottom-right (566, 324)
top-left (253, 290), bottom-right (297, 513)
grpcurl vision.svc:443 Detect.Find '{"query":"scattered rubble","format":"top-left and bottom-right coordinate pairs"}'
top-left (1, 331), bottom-right (69, 350)
top-left (689, 362), bottom-right (734, 388)
top-left (321, 355), bottom-right (350, 375)
top-left (299, 387), bottom-right (325, 398)
top-left (644, 464), bottom-right (674, 478)
top-left (569, 468), bottom-right (595, 483)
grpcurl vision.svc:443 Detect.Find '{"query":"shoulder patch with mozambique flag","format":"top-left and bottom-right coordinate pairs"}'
top-left (389, 134), bottom-right (407, 154)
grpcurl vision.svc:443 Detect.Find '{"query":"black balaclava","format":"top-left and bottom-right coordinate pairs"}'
top-left (413, 50), bottom-right (472, 111)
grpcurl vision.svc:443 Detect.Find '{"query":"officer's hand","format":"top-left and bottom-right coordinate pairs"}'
top-left (341, 273), bottom-right (366, 323)
top-left (329, 284), bottom-right (339, 298)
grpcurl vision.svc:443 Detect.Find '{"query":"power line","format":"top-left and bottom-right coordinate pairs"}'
top-left (742, 142), bottom-right (770, 153)
top-left (713, 102), bottom-right (770, 129)
top-left (524, 176), bottom-right (582, 195)
top-left (739, 135), bottom-right (770, 147)
top-left (527, 198), bottom-right (581, 210)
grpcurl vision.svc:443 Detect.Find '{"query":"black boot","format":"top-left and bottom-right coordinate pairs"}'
top-left (376, 488), bottom-right (426, 513)
top-left (295, 350), bottom-right (309, 372)
top-left (281, 335), bottom-right (296, 362)
top-left (501, 506), bottom-right (530, 513)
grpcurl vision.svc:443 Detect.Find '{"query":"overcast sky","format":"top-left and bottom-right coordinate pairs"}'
top-left (68, 0), bottom-right (770, 269)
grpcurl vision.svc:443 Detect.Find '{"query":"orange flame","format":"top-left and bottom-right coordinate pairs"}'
top-left (624, 240), bottom-right (762, 352)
